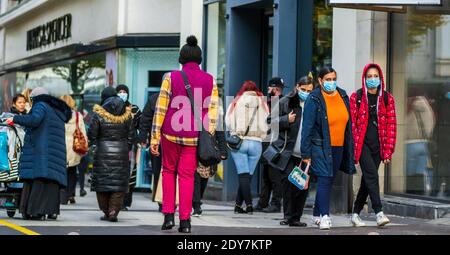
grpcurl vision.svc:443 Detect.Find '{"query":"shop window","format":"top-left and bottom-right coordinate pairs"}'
top-left (390, 8), bottom-right (450, 201)
top-left (205, 1), bottom-right (226, 185)
top-left (312, 0), bottom-right (333, 74)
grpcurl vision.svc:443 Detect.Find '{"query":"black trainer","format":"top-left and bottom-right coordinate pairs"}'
top-left (192, 207), bottom-right (202, 217)
top-left (246, 205), bottom-right (254, 215)
top-left (234, 205), bottom-right (246, 214)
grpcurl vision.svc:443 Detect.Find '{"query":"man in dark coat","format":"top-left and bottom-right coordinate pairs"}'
top-left (255, 77), bottom-right (285, 213)
top-left (88, 87), bottom-right (134, 222)
top-left (8, 87), bottom-right (72, 220)
top-left (138, 92), bottom-right (162, 209)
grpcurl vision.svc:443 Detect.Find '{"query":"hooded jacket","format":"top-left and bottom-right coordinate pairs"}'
top-left (13, 94), bottom-right (72, 186)
top-left (350, 63), bottom-right (397, 163)
top-left (88, 96), bottom-right (134, 193)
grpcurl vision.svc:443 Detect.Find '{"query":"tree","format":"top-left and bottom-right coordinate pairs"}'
top-left (52, 58), bottom-right (105, 95)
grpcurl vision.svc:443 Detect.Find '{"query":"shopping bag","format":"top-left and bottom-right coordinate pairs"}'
top-left (154, 170), bottom-right (179, 206)
top-left (288, 162), bottom-right (310, 190)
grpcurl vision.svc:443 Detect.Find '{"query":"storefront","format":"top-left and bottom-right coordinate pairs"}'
top-left (331, 0), bottom-right (450, 218)
top-left (203, 0), bottom-right (338, 206)
top-left (0, 0), bottom-right (182, 189)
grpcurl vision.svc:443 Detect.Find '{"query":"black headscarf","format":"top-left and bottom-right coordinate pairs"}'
top-left (101, 86), bottom-right (117, 105)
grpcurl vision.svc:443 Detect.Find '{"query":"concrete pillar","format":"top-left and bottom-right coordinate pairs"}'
top-left (180, 0), bottom-right (204, 49)
top-left (273, 0), bottom-right (298, 89)
top-left (332, 8), bottom-right (389, 213)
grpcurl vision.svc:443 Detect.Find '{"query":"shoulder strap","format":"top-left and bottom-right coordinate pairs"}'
top-left (244, 106), bottom-right (259, 136)
top-left (383, 92), bottom-right (388, 107)
top-left (181, 71), bottom-right (203, 131)
top-left (75, 111), bottom-right (79, 128)
top-left (356, 89), bottom-right (363, 109)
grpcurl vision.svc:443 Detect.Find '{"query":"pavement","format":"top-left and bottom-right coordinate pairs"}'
top-left (0, 189), bottom-right (450, 235)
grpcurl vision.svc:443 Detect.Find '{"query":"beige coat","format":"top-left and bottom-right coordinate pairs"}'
top-left (225, 91), bottom-right (269, 142)
top-left (65, 111), bottom-right (88, 167)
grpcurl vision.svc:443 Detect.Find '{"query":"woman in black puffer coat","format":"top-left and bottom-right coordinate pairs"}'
top-left (88, 87), bottom-right (134, 222)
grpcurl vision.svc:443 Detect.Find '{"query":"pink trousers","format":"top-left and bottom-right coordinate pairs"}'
top-left (161, 136), bottom-right (197, 220)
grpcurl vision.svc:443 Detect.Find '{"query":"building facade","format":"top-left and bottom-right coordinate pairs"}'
top-left (0, 0), bottom-right (193, 189)
top-left (1, 0), bottom-right (449, 219)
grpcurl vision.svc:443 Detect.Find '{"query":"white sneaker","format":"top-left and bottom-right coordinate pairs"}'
top-left (351, 213), bottom-right (366, 227)
top-left (319, 215), bottom-right (331, 230)
top-left (376, 212), bottom-right (390, 227)
top-left (312, 216), bottom-right (321, 226)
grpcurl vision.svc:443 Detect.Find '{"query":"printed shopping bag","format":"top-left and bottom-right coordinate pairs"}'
top-left (154, 170), bottom-right (179, 206)
top-left (288, 162), bottom-right (310, 190)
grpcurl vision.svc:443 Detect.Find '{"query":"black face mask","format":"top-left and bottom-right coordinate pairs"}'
top-left (269, 90), bottom-right (276, 96)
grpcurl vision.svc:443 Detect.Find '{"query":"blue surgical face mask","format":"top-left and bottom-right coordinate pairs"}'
top-left (323, 81), bottom-right (337, 92)
top-left (118, 93), bottom-right (128, 102)
top-left (446, 92), bottom-right (450, 100)
top-left (298, 91), bottom-right (310, 101)
top-left (366, 78), bottom-right (381, 89)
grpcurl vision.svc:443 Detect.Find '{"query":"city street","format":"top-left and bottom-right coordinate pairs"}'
top-left (0, 189), bottom-right (449, 235)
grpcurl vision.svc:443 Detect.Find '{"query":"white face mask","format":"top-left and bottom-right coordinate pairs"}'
top-left (118, 92), bottom-right (128, 102)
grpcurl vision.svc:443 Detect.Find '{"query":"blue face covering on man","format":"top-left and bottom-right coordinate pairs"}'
top-left (298, 91), bottom-right (310, 101)
top-left (366, 78), bottom-right (381, 89)
top-left (118, 93), bottom-right (128, 102)
top-left (323, 81), bottom-right (337, 92)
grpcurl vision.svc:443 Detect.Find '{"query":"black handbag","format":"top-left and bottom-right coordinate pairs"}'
top-left (262, 130), bottom-right (288, 170)
top-left (226, 106), bottom-right (259, 151)
top-left (181, 71), bottom-right (221, 167)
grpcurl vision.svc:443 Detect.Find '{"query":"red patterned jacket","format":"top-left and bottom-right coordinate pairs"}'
top-left (350, 63), bottom-right (397, 163)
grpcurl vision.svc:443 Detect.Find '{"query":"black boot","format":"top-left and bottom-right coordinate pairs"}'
top-left (178, 219), bottom-right (191, 233)
top-left (239, 174), bottom-right (253, 208)
top-left (161, 213), bottom-right (175, 230)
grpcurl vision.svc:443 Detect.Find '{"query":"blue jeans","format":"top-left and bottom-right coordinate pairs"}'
top-left (406, 142), bottom-right (429, 176)
top-left (313, 147), bottom-right (344, 217)
top-left (230, 139), bottom-right (262, 175)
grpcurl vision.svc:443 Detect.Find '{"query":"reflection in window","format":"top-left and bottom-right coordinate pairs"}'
top-left (312, 0), bottom-right (333, 74)
top-left (390, 9), bottom-right (450, 200)
top-left (206, 1), bottom-right (227, 185)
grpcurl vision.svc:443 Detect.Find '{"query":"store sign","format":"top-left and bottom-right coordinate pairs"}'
top-left (26, 14), bottom-right (72, 51)
top-left (329, 0), bottom-right (441, 4)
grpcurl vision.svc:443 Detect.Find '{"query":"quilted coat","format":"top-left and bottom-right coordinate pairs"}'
top-left (350, 63), bottom-right (397, 163)
top-left (88, 96), bottom-right (134, 193)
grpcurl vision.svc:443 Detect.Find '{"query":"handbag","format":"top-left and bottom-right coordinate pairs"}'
top-left (262, 130), bottom-right (288, 169)
top-left (181, 71), bottom-right (221, 167)
top-left (288, 162), bottom-right (310, 190)
top-left (73, 112), bottom-right (88, 155)
top-left (226, 106), bottom-right (259, 151)
top-left (196, 162), bottom-right (217, 178)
